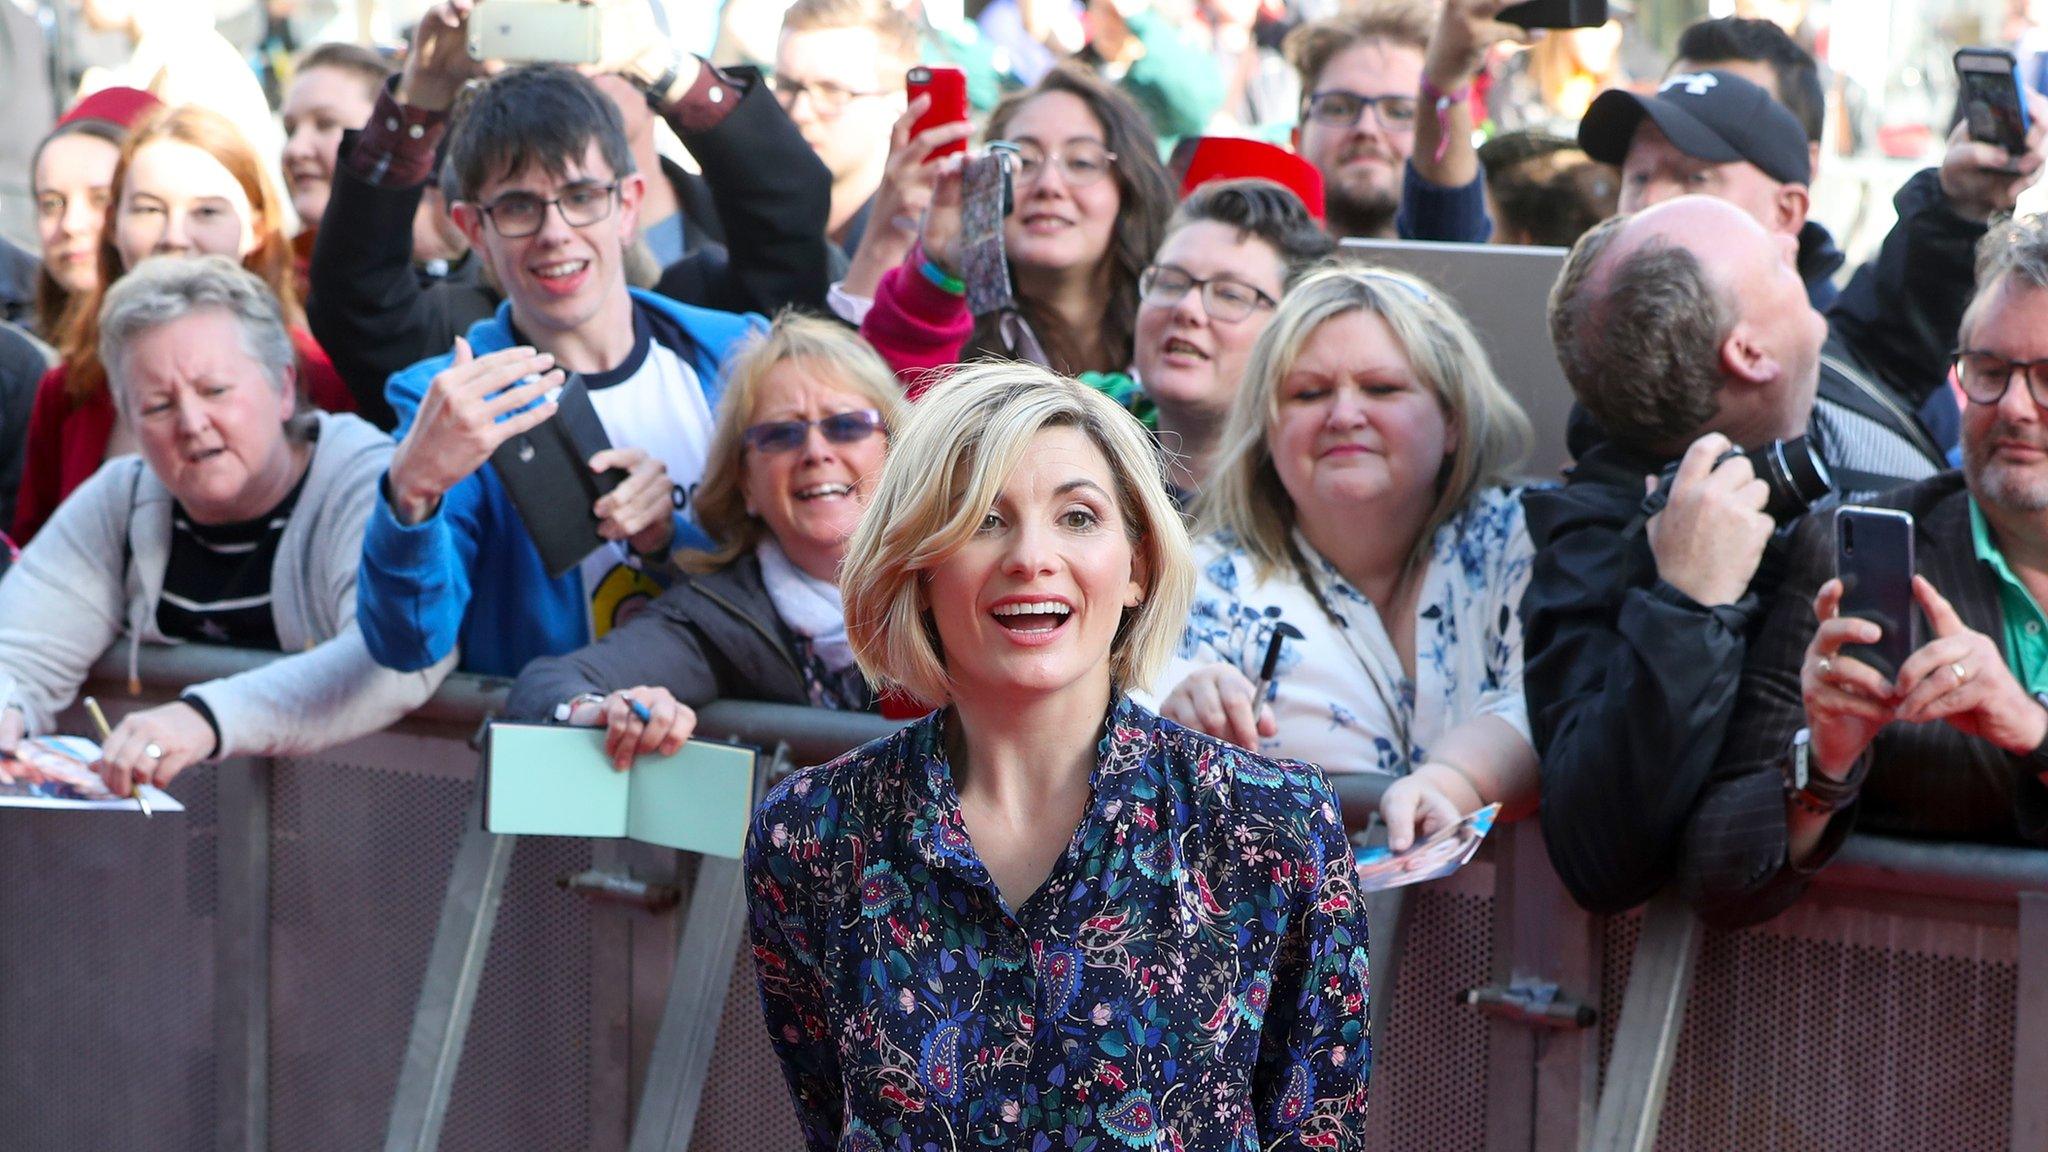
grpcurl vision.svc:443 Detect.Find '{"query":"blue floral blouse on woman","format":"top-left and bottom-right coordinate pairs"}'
top-left (745, 694), bottom-right (1372, 1151)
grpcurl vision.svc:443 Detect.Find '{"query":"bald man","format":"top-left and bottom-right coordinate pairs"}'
top-left (1520, 195), bottom-right (1947, 915)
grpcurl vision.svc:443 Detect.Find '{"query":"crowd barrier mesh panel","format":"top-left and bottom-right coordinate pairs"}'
top-left (268, 758), bottom-right (471, 1151)
top-left (441, 833), bottom-right (598, 1150)
top-left (1364, 886), bottom-right (1495, 1151)
top-left (0, 764), bottom-right (221, 1151)
top-left (691, 941), bottom-right (809, 1150)
top-left (1653, 920), bottom-right (2015, 1151)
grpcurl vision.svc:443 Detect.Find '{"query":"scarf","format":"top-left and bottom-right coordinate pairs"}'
top-left (756, 538), bottom-right (864, 709)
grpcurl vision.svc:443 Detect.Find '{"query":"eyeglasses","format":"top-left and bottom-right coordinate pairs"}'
top-left (1004, 141), bottom-right (1118, 187)
top-left (1302, 89), bottom-right (1420, 131)
top-left (1955, 349), bottom-right (2048, 408)
top-left (1139, 265), bottom-right (1277, 323)
top-left (474, 181), bottom-right (618, 239)
top-left (741, 409), bottom-right (886, 454)
top-left (770, 74), bottom-right (893, 115)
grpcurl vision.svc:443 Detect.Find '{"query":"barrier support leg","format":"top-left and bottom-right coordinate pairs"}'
top-left (1588, 893), bottom-right (1700, 1152)
top-left (215, 757), bottom-right (270, 1152)
top-left (2012, 891), bottom-right (2048, 1152)
top-left (626, 854), bottom-right (749, 1152)
top-left (383, 791), bottom-right (517, 1152)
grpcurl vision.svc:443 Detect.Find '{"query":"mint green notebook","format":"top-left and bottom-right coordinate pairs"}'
top-left (483, 724), bottom-right (759, 858)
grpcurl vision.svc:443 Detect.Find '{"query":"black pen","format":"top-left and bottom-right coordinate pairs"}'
top-left (1253, 622), bottom-right (1304, 714)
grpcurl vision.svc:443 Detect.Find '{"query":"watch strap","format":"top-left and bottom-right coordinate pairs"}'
top-left (1783, 727), bottom-right (1870, 816)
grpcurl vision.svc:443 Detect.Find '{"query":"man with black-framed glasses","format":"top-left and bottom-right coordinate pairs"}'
top-left (1682, 215), bottom-right (2048, 926)
top-left (356, 56), bottom-right (772, 680)
top-left (1281, 0), bottom-right (1505, 244)
top-left (774, 0), bottom-right (916, 257)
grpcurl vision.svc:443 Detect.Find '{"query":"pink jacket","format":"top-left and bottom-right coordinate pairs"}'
top-left (859, 262), bottom-right (972, 399)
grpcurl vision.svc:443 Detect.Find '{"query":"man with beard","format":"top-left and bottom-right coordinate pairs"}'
top-left (1681, 216), bottom-right (2048, 926)
top-left (1283, 0), bottom-right (1491, 242)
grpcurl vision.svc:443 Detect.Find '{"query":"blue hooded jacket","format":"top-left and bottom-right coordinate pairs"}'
top-left (357, 290), bottom-right (764, 677)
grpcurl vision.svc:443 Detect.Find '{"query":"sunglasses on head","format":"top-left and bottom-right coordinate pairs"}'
top-left (741, 409), bottom-right (886, 454)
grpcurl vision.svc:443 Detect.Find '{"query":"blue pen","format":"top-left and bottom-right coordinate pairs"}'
top-left (627, 698), bottom-right (653, 725)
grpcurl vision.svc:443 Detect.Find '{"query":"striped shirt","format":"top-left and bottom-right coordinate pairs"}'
top-left (157, 477), bottom-right (306, 652)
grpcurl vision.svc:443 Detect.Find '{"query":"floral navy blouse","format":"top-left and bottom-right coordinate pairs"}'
top-left (744, 695), bottom-right (1372, 1151)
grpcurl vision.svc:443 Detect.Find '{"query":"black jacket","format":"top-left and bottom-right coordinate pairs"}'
top-left (308, 68), bottom-right (831, 429)
top-left (505, 553), bottom-right (819, 722)
top-left (1680, 473), bottom-right (2048, 926)
top-left (1526, 170), bottom-right (1979, 913)
top-left (0, 318), bottom-right (53, 541)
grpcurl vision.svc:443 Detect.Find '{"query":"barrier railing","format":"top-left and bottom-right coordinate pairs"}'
top-left (2, 644), bottom-right (2040, 1150)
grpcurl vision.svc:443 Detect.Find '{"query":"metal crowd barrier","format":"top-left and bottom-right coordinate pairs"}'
top-left (2, 644), bottom-right (2042, 1150)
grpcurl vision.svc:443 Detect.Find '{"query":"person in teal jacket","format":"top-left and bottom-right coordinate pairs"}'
top-left (355, 58), bottom-right (769, 678)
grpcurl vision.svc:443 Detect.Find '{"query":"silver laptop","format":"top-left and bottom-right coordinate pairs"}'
top-left (1338, 238), bottom-right (1574, 483)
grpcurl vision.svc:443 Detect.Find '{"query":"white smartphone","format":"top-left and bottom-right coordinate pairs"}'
top-left (467, 0), bottom-right (603, 65)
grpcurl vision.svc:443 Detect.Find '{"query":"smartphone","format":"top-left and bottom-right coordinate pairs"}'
top-left (907, 65), bottom-right (970, 159)
top-left (467, 0), bottom-right (603, 65)
top-left (1834, 507), bottom-right (1917, 682)
top-left (1496, 0), bottom-right (1609, 29)
top-left (1956, 47), bottom-right (2031, 157)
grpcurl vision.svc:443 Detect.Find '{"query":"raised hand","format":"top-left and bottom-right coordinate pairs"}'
top-left (1941, 87), bottom-right (2048, 223)
top-left (1801, 578), bottom-right (1900, 776)
top-left (386, 338), bottom-right (562, 525)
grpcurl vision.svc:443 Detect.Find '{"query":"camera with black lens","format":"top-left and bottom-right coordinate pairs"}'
top-left (1641, 436), bottom-right (1835, 526)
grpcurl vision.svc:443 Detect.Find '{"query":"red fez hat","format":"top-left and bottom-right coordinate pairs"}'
top-left (1176, 136), bottom-right (1325, 221)
top-left (58, 87), bottom-right (163, 133)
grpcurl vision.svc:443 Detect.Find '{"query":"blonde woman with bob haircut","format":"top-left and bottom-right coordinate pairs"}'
top-left (744, 362), bottom-right (1373, 1151)
top-left (506, 312), bottom-right (904, 767)
top-left (1155, 264), bottom-right (1540, 856)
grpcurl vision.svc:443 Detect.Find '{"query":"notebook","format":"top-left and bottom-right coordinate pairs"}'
top-left (483, 723), bottom-right (758, 858)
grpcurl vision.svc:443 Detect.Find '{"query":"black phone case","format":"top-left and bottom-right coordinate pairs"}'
top-left (1835, 507), bottom-right (1917, 681)
top-left (1497, 0), bottom-right (1608, 29)
top-left (488, 375), bottom-right (626, 580)
top-left (1957, 50), bottom-right (2030, 156)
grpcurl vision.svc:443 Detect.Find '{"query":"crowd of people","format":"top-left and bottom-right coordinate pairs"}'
top-left (1, 0), bottom-right (2045, 1145)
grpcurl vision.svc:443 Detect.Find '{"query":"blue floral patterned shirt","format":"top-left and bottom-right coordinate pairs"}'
top-left (745, 695), bottom-right (1372, 1151)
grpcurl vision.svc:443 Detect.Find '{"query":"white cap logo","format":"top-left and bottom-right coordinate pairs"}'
top-left (1661, 72), bottom-right (1720, 98)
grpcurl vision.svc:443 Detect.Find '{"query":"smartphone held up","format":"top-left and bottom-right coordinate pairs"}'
top-left (467, 0), bottom-right (604, 66)
top-left (907, 65), bottom-right (970, 159)
top-left (1956, 47), bottom-right (2032, 159)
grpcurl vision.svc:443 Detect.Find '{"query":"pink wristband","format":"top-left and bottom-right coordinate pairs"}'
top-left (1421, 76), bottom-right (1471, 166)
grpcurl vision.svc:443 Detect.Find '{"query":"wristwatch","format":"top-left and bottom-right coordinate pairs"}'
top-left (554, 692), bottom-right (607, 724)
top-left (1782, 727), bottom-right (1870, 817)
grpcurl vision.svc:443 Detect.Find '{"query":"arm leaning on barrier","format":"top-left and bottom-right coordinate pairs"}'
top-left (0, 463), bottom-right (135, 739)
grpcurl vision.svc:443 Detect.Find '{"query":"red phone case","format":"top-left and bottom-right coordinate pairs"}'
top-left (907, 65), bottom-right (969, 158)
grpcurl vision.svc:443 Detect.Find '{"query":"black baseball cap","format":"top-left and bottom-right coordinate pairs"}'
top-left (1578, 69), bottom-right (1811, 186)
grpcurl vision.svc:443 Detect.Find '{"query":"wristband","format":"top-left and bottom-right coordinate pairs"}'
top-left (919, 258), bottom-right (965, 296)
top-left (1420, 75), bottom-right (1471, 166)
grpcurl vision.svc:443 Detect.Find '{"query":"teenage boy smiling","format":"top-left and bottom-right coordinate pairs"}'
top-left (358, 35), bottom-right (765, 678)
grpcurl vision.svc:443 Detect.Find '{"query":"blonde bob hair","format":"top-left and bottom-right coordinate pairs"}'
top-left (840, 362), bottom-right (1195, 705)
top-left (1196, 264), bottom-right (1532, 579)
top-left (683, 310), bottom-right (908, 573)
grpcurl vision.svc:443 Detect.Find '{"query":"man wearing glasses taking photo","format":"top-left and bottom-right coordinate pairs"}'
top-left (356, 45), bottom-right (767, 680)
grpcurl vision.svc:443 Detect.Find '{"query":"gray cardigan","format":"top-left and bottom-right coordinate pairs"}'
top-left (0, 412), bottom-right (453, 757)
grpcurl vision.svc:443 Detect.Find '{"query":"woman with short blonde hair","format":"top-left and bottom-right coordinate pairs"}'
top-left (1159, 264), bottom-right (1540, 857)
top-left (747, 360), bottom-right (1372, 1150)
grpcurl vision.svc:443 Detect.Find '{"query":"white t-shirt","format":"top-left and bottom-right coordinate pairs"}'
top-left (570, 317), bottom-right (714, 638)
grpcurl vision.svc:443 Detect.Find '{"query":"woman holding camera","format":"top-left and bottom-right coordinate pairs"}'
top-left (1154, 265), bottom-right (1538, 852)
top-left (745, 363), bottom-right (1371, 1149)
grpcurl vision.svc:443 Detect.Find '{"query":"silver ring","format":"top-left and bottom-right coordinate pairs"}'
top-left (143, 742), bottom-right (163, 761)
top-left (1816, 655), bottom-right (1834, 677)
top-left (1952, 661), bottom-right (1971, 684)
